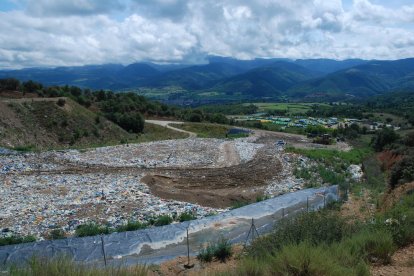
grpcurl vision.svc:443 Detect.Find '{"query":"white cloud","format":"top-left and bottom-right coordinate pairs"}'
top-left (0, 0), bottom-right (413, 68)
top-left (24, 0), bottom-right (124, 17)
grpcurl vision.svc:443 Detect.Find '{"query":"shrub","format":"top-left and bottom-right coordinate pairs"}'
top-left (214, 238), bottom-right (233, 262)
top-left (152, 215), bottom-right (173, 226)
top-left (248, 211), bottom-right (354, 257)
top-left (269, 242), bottom-right (362, 276)
top-left (56, 98), bottom-right (66, 107)
top-left (197, 244), bottom-right (215, 263)
top-left (371, 127), bottom-right (399, 152)
top-left (9, 256), bottom-right (148, 275)
top-left (389, 156), bottom-right (414, 189)
top-left (340, 229), bottom-right (395, 265)
top-left (75, 223), bottom-right (111, 237)
top-left (0, 235), bottom-right (36, 247)
top-left (116, 220), bottom-right (147, 232)
top-left (230, 200), bottom-right (249, 210)
top-left (48, 228), bottom-right (65, 240)
top-left (197, 237), bottom-right (233, 263)
top-left (256, 195), bottom-right (270, 202)
top-left (178, 212), bottom-right (196, 222)
top-left (383, 193), bottom-right (414, 246)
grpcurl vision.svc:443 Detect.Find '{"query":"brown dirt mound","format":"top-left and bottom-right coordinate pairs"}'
top-left (380, 182), bottom-right (414, 212)
top-left (378, 150), bottom-right (403, 171)
top-left (142, 147), bottom-right (283, 208)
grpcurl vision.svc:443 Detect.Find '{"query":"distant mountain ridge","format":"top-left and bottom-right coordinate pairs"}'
top-left (1, 57), bottom-right (414, 102)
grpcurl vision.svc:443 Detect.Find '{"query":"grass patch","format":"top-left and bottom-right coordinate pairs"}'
top-left (197, 237), bottom-right (233, 263)
top-left (0, 235), bottom-right (36, 247)
top-left (150, 215), bottom-right (173, 226)
top-left (75, 223), bottom-right (111, 237)
top-left (178, 212), bottom-right (197, 222)
top-left (116, 220), bottom-right (147, 232)
top-left (247, 211), bottom-right (354, 257)
top-left (170, 122), bottom-right (230, 138)
top-left (230, 200), bottom-right (250, 210)
top-left (287, 147), bottom-right (372, 165)
top-left (12, 145), bottom-right (36, 152)
top-left (8, 256), bottom-right (148, 275)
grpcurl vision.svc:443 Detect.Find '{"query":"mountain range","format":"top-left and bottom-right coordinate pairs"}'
top-left (1, 57), bottom-right (414, 103)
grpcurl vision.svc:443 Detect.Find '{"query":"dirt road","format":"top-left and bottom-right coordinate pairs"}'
top-left (145, 120), bottom-right (197, 138)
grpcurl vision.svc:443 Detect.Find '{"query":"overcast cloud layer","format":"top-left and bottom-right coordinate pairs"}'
top-left (0, 0), bottom-right (414, 68)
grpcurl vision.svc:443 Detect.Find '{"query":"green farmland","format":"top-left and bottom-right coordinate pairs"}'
top-left (248, 103), bottom-right (331, 115)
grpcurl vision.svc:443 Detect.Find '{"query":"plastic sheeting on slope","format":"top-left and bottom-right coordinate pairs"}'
top-left (0, 185), bottom-right (337, 267)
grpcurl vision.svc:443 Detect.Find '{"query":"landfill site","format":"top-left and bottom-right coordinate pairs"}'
top-left (0, 124), bottom-right (347, 240)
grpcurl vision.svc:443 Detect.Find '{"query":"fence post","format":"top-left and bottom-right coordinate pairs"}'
top-left (184, 225), bottom-right (194, 269)
top-left (306, 196), bottom-right (309, 212)
top-left (282, 208), bottom-right (285, 218)
top-left (323, 194), bottom-right (326, 208)
top-left (101, 236), bottom-right (107, 267)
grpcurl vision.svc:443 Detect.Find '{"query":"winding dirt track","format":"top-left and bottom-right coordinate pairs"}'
top-left (146, 120), bottom-right (197, 138)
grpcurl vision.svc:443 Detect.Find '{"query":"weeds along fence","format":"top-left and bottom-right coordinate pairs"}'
top-left (0, 186), bottom-right (338, 269)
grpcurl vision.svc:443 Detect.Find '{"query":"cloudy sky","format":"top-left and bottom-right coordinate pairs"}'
top-left (0, 0), bottom-right (414, 69)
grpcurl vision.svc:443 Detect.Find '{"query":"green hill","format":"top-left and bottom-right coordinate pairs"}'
top-left (210, 61), bottom-right (318, 98)
top-left (0, 97), bottom-right (187, 150)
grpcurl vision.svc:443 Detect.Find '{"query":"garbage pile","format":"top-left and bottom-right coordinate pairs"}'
top-left (0, 172), bottom-right (221, 239)
top-left (57, 138), bottom-right (263, 168)
top-left (265, 153), bottom-right (305, 195)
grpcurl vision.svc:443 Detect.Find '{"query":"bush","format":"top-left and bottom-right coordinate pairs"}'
top-left (178, 212), bottom-right (196, 222)
top-left (9, 256), bottom-right (148, 275)
top-left (197, 244), bottom-right (215, 263)
top-left (383, 193), bottom-right (414, 246)
top-left (152, 215), bottom-right (173, 226)
top-left (371, 127), bottom-right (399, 152)
top-left (230, 200), bottom-right (250, 209)
top-left (116, 220), bottom-right (147, 232)
top-left (118, 112), bottom-right (145, 133)
top-left (48, 228), bottom-right (65, 240)
top-left (340, 229), bottom-right (395, 264)
top-left (0, 235), bottom-right (36, 247)
top-left (56, 98), bottom-right (66, 107)
top-left (389, 156), bottom-right (414, 189)
top-left (214, 238), bottom-right (233, 262)
top-left (197, 237), bottom-right (233, 263)
top-left (248, 211), bottom-right (353, 258)
top-left (270, 242), bottom-right (363, 276)
top-left (75, 223), bottom-right (111, 237)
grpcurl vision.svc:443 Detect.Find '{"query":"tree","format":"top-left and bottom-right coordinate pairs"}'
top-left (371, 127), bottom-right (399, 152)
top-left (389, 156), bottom-right (414, 189)
top-left (0, 78), bottom-right (20, 91)
top-left (22, 80), bottom-right (42, 93)
top-left (118, 112), bottom-right (145, 133)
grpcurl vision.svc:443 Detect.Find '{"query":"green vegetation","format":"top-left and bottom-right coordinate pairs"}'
top-left (178, 212), bottom-right (197, 222)
top-left (8, 256), bottom-right (148, 276)
top-left (0, 235), bottom-right (36, 247)
top-left (75, 223), bottom-right (111, 237)
top-left (288, 147), bottom-right (372, 165)
top-left (197, 238), bottom-right (233, 263)
top-left (116, 220), bottom-right (147, 232)
top-left (170, 123), bottom-right (230, 138)
top-left (371, 127), bottom-right (399, 151)
top-left (229, 200), bottom-right (250, 210)
top-left (151, 215), bottom-right (173, 227)
top-left (48, 229), bottom-right (65, 240)
top-left (12, 145), bottom-right (36, 152)
top-left (251, 102), bottom-right (330, 115)
top-left (289, 146), bottom-right (373, 189)
top-left (171, 122), bottom-right (249, 139)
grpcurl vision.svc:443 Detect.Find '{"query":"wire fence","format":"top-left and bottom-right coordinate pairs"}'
top-left (0, 185), bottom-right (339, 268)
